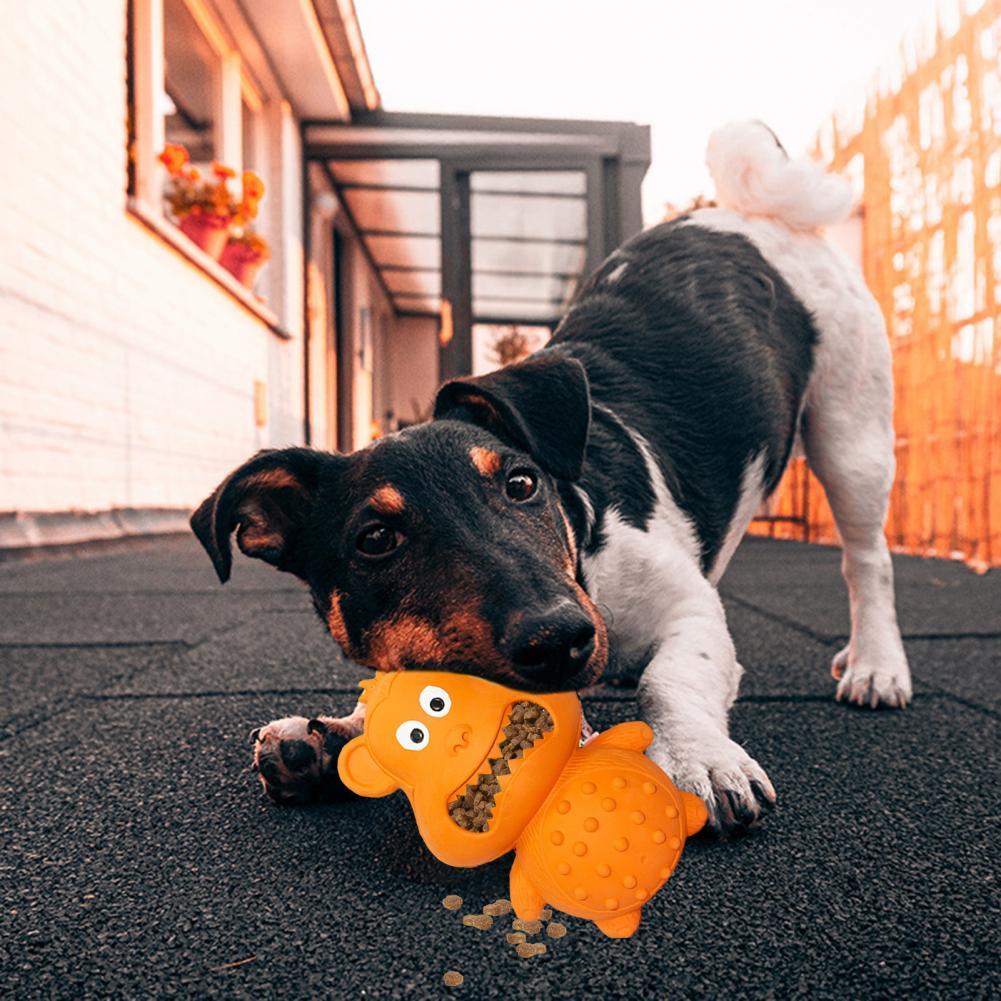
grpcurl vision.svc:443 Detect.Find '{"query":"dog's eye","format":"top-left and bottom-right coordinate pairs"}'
top-left (505, 469), bottom-right (538, 502)
top-left (419, 685), bottom-right (451, 718)
top-left (396, 720), bottom-right (429, 751)
top-left (356, 523), bottom-right (401, 558)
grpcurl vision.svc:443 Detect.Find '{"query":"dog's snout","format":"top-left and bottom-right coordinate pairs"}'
top-left (503, 600), bottom-right (596, 685)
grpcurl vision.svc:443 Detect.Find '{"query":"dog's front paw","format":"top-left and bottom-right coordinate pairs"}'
top-left (251, 715), bottom-right (358, 804)
top-left (832, 645), bottom-right (912, 708)
top-left (648, 733), bottom-right (776, 837)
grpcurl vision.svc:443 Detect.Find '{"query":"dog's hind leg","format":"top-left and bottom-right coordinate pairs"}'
top-left (801, 292), bottom-right (911, 708)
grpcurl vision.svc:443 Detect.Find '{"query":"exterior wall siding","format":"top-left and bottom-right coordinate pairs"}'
top-left (0, 2), bottom-right (303, 516)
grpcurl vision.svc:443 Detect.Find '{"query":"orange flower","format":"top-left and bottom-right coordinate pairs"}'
top-left (158, 143), bottom-right (189, 176)
top-left (242, 170), bottom-right (265, 201)
top-left (248, 232), bottom-right (269, 257)
top-left (210, 185), bottom-right (233, 215)
top-left (238, 196), bottom-right (260, 223)
top-left (160, 148), bottom-right (241, 224)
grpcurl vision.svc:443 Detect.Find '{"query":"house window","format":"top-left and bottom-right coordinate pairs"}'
top-left (127, 0), bottom-right (279, 316)
top-left (163, 0), bottom-right (218, 163)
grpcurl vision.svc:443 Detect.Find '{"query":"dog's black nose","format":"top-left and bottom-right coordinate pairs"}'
top-left (504, 600), bottom-right (596, 685)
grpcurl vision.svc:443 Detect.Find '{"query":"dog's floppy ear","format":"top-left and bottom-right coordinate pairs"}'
top-left (190, 447), bottom-right (334, 583)
top-left (433, 351), bottom-right (591, 481)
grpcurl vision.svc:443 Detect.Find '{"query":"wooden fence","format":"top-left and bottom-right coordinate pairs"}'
top-left (751, 0), bottom-right (1001, 571)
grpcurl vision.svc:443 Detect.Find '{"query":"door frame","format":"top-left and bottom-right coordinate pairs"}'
top-left (438, 152), bottom-right (608, 382)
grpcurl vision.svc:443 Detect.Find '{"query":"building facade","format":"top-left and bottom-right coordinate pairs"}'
top-left (0, 1), bottom-right (649, 551)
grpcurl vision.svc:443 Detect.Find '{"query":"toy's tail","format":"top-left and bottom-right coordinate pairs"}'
top-left (706, 120), bottom-right (852, 230)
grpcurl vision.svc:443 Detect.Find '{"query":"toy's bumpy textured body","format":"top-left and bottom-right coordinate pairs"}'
top-left (337, 671), bottom-right (707, 939)
top-left (514, 730), bottom-right (705, 938)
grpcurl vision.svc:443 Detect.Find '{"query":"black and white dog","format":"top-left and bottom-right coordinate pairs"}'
top-left (192, 122), bottom-right (911, 834)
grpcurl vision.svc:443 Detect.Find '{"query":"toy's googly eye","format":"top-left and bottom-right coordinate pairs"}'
top-left (396, 720), bottom-right (430, 751)
top-left (419, 685), bottom-right (451, 718)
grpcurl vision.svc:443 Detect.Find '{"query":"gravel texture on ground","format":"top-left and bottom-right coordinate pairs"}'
top-left (1, 536), bottom-right (997, 999)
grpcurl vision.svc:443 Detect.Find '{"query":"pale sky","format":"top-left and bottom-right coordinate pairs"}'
top-left (355, 0), bottom-right (943, 222)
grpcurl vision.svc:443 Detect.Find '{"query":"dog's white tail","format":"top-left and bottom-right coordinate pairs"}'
top-left (705, 120), bottom-right (852, 230)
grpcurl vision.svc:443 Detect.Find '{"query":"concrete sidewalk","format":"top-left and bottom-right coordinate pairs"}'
top-left (1, 536), bottom-right (997, 999)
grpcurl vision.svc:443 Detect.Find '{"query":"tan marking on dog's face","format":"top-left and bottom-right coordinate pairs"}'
top-left (370, 484), bottom-right (405, 515)
top-left (366, 615), bottom-right (446, 671)
top-left (361, 605), bottom-right (516, 676)
top-left (469, 446), bottom-right (502, 477)
top-left (327, 590), bottom-right (351, 654)
top-left (438, 609), bottom-right (508, 668)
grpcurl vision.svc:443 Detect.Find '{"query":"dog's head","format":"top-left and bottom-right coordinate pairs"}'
top-left (190, 351), bottom-right (607, 691)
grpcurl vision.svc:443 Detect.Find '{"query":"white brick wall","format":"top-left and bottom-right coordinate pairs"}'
top-left (0, 2), bottom-right (304, 516)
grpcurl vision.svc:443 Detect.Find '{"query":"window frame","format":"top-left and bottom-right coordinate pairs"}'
top-left (127, 0), bottom-right (286, 333)
top-left (240, 73), bottom-right (265, 176)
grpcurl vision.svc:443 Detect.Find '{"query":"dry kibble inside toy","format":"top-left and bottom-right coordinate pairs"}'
top-left (338, 671), bottom-right (708, 938)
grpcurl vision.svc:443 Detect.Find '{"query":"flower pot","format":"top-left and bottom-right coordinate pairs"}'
top-left (179, 213), bottom-right (230, 260)
top-left (220, 239), bottom-right (268, 289)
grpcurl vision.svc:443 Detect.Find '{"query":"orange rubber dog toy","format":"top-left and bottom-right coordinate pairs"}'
top-left (337, 671), bottom-right (707, 938)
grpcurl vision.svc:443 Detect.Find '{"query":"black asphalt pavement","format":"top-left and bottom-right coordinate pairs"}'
top-left (1, 536), bottom-right (998, 999)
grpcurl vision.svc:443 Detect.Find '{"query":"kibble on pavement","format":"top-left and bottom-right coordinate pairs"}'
top-left (483, 898), bottom-right (512, 917)
top-left (511, 917), bottom-right (542, 935)
top-left (516, 942), bottom-right (547, 959)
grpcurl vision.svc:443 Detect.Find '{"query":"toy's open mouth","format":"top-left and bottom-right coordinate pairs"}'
top-left (448, 700), bottom-right (553, 833)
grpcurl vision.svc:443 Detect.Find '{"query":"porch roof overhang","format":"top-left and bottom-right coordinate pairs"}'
top-left (239, 0), bottom-right (380, 119)
top-left (312, 0), bottom-right (381, 112)
top-left (304, 111), bottom-right (651, 334)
